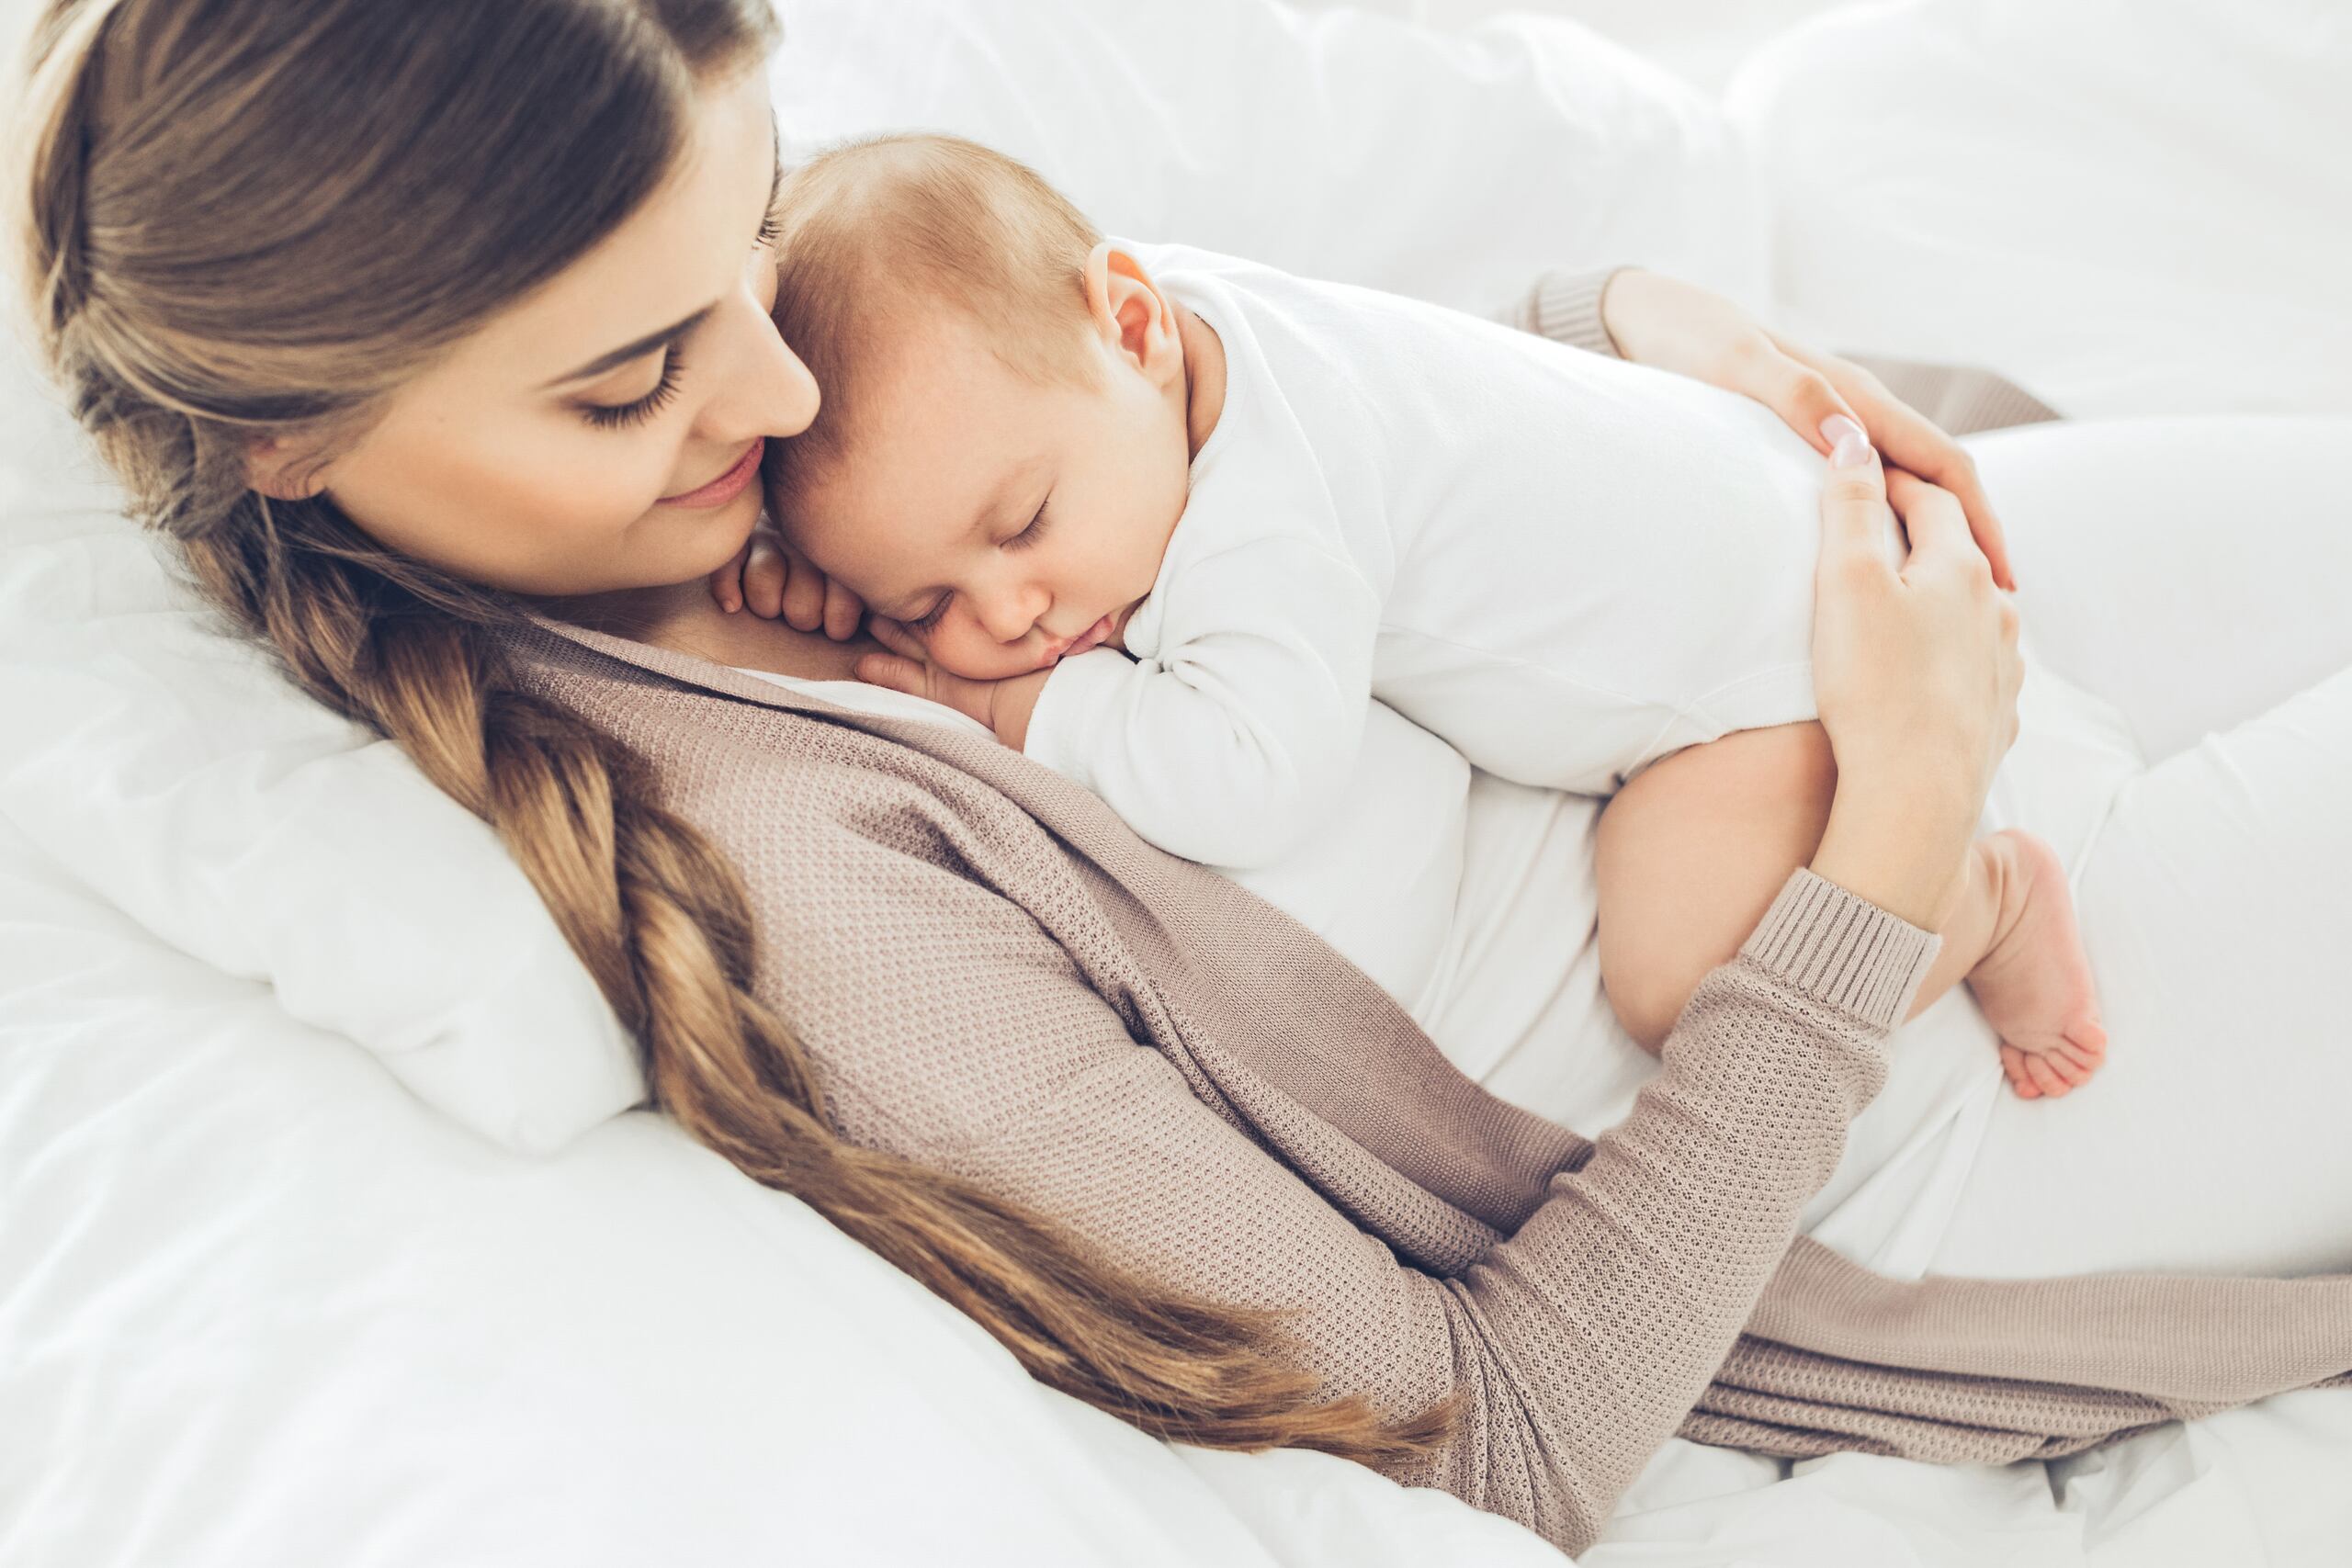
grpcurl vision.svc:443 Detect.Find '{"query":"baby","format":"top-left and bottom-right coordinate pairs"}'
top-left (746, 133), bottom-right (2105, 1095)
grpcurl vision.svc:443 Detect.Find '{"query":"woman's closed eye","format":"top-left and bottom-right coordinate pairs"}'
top-left (579, 154), bottom-right (778, 433)
top-left (580, 347), bottom-right (685, 431)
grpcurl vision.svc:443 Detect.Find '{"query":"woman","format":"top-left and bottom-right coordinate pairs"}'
top-left (17, 0), bottom-right (2346, 1557)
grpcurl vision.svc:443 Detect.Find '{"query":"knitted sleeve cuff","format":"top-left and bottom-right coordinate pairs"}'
top-left (1500, 267), bottom-right (1623, 359)
top-left (1739, 869), bottom-right (1942, 1032)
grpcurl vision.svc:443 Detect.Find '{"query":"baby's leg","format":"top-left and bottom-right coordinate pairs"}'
top-left (1594, 723), bottom-right (2105, 1096)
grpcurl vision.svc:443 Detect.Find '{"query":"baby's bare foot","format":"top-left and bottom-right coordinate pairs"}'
top-left (1965, 830), bottom-right (2108, 1100)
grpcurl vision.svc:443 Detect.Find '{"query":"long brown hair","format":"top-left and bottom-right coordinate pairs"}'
top-left (13, 0), bottom-right (1442, 1462)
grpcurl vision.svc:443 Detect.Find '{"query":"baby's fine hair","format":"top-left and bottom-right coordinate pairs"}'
top-left (766, 133), bottom-right (1102, 491)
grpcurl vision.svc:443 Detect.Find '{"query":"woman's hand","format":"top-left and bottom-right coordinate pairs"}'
top-left (709, 528), bottom-right (867, 641)
top-left (1600, 270), bottom-right (2016, 592)
top-left (1804, 419), bottom-right (2023, 931)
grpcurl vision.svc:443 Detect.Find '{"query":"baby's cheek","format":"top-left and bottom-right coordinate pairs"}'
top-left (930, 621), bottom-right (1046, 682)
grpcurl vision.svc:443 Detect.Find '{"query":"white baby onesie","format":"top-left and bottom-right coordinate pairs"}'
top-left (1023, 243), bottom-right (1838, 871)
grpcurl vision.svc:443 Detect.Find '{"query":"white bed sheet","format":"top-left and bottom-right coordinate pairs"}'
top-left (8, 2), bottom-right (2349, 1564)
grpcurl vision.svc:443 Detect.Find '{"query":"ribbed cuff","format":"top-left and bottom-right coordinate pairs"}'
top-left (1739, 869), bottom-right (1941, 1032)
top-left (1502, 267), bottom-right (1623, 359)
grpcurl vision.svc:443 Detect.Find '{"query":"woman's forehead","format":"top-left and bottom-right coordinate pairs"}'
top-left (457, 67), bottom-right (778, 389)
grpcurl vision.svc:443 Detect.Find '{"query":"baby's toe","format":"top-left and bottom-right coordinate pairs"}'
top-left (2023, 1053), bottom-right (2073, 1098)
top-left (2001, 1045), bottom-right (2042, 1099)
top-left (2054, 1037), bottom-right (2105, 1076)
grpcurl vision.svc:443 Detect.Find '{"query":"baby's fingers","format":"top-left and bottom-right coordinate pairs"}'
top-left (779, 543), bottom-right (829, 631)
top-left (708, 537), bottom-right (752, 614)
top-left (854, 651), bottom-right (929, 697)
top-left (867, 616), bottom-right (929, 661)
top-left (822, 577), bottom-right (865, 642)
top-left (741, 534), bottom-right (788, 620)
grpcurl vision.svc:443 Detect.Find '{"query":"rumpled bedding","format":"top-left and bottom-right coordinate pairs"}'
top-left (6, 3), bottom-right (2348, 1564)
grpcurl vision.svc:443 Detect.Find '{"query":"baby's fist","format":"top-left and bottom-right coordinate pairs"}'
top-left (708, 529), bottom-right (866, 641)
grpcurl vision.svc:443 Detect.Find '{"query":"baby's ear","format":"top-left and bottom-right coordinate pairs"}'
top-left (1082, 241), bottom-right (1182, 388)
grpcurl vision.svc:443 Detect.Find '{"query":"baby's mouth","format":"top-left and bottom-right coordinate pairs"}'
top-left (1034, 614), bottom-right (1118, 670)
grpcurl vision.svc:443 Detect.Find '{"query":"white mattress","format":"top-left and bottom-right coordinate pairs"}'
top-left (6, 3), bottom-right (2348, 1564)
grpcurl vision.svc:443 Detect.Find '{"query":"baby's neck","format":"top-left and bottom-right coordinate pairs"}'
top-left (1174, 303), bottom-right (1227, 460)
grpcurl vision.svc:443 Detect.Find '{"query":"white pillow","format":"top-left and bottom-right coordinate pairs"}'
top-left (772, 0), bottom-right (1770, 314)
top-left (0, 332), bottom-right (640, 1153)
top-left (1727, 0), bottom-right (2352, 416)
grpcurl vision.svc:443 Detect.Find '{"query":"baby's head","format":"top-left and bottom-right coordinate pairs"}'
top-left (763, 134), bottom-right (1193, 679)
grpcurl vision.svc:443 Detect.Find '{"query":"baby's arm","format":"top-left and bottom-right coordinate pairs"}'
top-left (1025, 535), bottom-right (1383, 870)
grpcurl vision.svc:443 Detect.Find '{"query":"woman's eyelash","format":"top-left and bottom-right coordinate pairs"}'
top-left (756, 151), bottom-right (786, 247)
top-left (581, 348), bottom-right (684, 431)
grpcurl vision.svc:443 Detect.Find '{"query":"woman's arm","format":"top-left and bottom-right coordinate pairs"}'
top-left (766, 798), bottom-right (1928, 1557)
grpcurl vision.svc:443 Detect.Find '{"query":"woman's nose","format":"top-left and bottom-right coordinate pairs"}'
top-left (697, 282), bottom-right (821, 444)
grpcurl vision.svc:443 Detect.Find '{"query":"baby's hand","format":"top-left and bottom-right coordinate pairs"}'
top-left (708, 528), bottom-right (866, 641)
top-left (858, 616), bottom-right (1050, 750)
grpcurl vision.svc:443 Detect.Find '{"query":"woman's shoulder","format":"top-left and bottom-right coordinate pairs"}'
top-left (501, 616), bottom-right (999, 840)
top-left (505, 620), bottom-right (1139, 1145)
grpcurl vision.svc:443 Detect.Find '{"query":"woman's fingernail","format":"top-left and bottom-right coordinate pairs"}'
top-left (1820, 413), bottom-right (1871, 468)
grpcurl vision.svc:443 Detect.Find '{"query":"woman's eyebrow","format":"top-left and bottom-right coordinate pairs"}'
top-left (544, 304), bottom-right (717, 389)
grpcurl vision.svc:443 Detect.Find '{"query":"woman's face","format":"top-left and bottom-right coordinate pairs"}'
top-left (311, 66), bottom-right (817, 598)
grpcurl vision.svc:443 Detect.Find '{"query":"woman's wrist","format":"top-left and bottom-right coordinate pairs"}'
top-left (1807, 775), bottom-right (1979, 932)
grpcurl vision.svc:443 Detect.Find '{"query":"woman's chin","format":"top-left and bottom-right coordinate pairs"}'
top-left (627, 489), bottom-right (767, 591)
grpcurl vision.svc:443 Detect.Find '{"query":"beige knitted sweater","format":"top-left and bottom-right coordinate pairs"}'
top-left (508, 619), bottom-right (2349, 1556)
top-left (501, 285), bottom-right (2344, 1556)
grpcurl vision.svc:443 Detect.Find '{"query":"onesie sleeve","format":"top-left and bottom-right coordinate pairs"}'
top-left (1022, 533), bottom-right (1384, 870)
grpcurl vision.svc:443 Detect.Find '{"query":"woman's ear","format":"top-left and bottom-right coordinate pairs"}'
top-left (1082, 241), bottom-right (1182, 389)
top-left (246, 434), bottom-right (332, 502)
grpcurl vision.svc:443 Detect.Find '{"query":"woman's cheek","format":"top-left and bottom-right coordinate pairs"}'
top-left (529, 439), bottom-right (659, 536)
top-left (478, 430), bottom-right (680, 592)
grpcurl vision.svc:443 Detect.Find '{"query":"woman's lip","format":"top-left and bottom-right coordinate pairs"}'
top-left (659, 437), bottom-right (764, 508)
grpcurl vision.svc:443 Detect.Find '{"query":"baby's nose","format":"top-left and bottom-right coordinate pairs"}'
top-left (976, 595), bottom-right (1037, 644)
